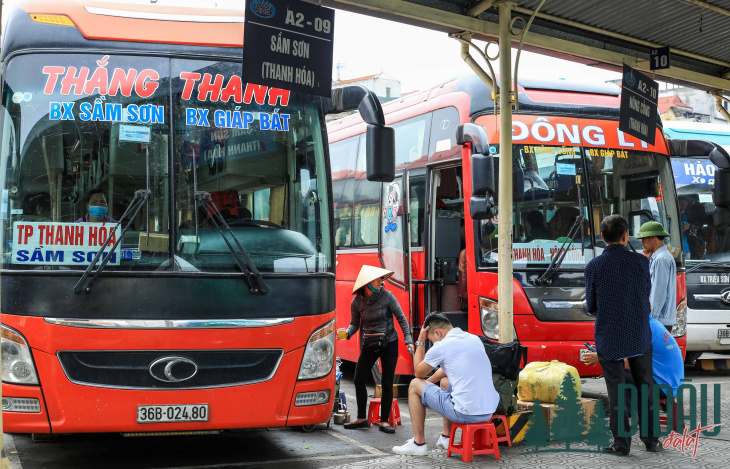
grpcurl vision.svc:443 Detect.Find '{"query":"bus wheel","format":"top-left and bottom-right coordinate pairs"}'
top-left (684, 351), bottom-right (702, 364)
top-left (298, 424), bottom-right (318, 433)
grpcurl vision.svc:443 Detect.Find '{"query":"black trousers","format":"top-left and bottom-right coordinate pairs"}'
top-left (598, 345), bottom-right (659, 453)
top-left (353, 340), bottom-right (399, 421)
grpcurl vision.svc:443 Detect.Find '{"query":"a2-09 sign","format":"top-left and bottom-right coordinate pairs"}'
top-left (619, 64), bottom-right (659, 145)
top-left (242, 0), bottom-right (335, 97)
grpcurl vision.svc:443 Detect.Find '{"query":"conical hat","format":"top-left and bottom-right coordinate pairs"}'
top-left (352, 265), bottom-right (394, 294)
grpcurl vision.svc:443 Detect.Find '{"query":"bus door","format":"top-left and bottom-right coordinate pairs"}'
top-left (378, 173), bottom-right (413, 322)
top-left (425, 165), bottom-right (467, 330)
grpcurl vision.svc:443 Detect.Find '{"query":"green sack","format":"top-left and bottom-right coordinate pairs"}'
top-left (492, 373), bottom-right (518, 416)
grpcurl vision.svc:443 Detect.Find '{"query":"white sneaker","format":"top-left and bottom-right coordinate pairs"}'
top-left (435, 434), bottom-right (450, 449)
top-left (392, 438), bottom-right (428, 456)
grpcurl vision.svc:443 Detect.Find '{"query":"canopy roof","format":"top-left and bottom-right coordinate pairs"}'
top-left (321, 0), bottom-right (730, 92)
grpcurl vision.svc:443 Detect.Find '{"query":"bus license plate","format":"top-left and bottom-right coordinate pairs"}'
top-left (719, 329), bottom-right (730, 339)
top-left (137, 404), bottom-right (208, 423)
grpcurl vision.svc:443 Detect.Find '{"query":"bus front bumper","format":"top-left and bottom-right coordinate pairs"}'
top-left (3, 347), bottom-right (334, 434)
top-left (686, 323), bottom-right (730, 351)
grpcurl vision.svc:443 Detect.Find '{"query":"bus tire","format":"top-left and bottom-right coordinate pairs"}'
top-left (684, 351), bottom-right (702, 364)
top-left (298, 424), bottom-right (318, 433)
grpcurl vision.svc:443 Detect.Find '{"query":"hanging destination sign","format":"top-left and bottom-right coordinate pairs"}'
top-left (242, 0), bottom-right (335, 97)
top-left (619, 64), bottom-right (659, 145)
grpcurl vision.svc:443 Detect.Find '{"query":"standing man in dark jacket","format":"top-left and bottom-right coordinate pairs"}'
top-left (584, 215), bottom-right (662, 455)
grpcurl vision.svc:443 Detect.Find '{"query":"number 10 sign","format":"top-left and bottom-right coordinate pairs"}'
top-left (650, 46), bottom-right (671, 71)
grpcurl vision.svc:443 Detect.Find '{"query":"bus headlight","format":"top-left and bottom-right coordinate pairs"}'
top-left (1, 325), bottom-right (39, 385)
top-left (298, 319), bottom-right (335, 380)
top-left (672, 298), bottom-right (687, 338)
top-left (479, 297), bottom-right (499, 340)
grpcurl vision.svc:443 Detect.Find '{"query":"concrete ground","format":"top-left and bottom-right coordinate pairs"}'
top-left (3, 354), bottom-right (728, 468)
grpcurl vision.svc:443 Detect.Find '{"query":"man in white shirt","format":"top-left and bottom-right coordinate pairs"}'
top-left (392, 314), bottom-right (499, 456)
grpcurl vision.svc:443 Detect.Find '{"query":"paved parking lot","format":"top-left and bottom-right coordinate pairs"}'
top-left (3, 358), bottom-right (729, 469)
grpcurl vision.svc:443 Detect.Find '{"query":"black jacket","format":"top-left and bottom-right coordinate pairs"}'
top-left (346, 290), bottom-right (413, 346)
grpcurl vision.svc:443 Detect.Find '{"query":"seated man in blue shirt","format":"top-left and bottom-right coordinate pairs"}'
top-left (584, 316), bottom-right (684, 399)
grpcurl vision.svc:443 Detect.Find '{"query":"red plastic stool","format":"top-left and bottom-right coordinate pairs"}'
top-left (367, 398), bottom-right (401, 428)
top-left (659, 397), bottom-right (680, 431)
top-left (491, 415), bottom-right (513, 446)
top-left (447, 421), bottom-right (500, 463)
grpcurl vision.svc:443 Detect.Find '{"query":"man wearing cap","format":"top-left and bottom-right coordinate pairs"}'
top-left (637, 221), bottom-right (677, 332)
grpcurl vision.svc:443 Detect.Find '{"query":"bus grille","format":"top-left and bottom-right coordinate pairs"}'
top-left (57, 350), bottom-right (283, 389)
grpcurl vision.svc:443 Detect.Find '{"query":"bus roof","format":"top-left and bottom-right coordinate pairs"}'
top-left (663, 121), bottom-right (730, 152)
top-left (328, 75), bottom-right (628, 133)
top-left (3, 0), bottom-right (245, 60)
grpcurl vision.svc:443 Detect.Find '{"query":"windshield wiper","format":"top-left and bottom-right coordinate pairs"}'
top-left (196, 192), bottom-right (269, 294)
top-left (536, 215), bottom-right (585, 285)
top-left (686, 261), bottom-right (730, 274)
top-left (73, 189), bottom-right (151, 293)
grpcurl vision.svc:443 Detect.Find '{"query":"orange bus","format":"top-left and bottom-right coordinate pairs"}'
top-left (0, 0), bottom-right (392, 434)
top-left (328, 75), bottom-right (688, 378)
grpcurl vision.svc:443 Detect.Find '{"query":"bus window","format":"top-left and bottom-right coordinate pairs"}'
top-left (330, 137), bottom-right (357, 248)
top-left (394, 114), bottom-right (431, 168)
top-left (172, 59), bottom-right (331, 273)
top-left (1, 54), bottom-right (170, 270)
top-left (409, 172), bottom-right (427, 247)
top-left (588, 150), bottom-right (682, 258)
top-left (353, 134), bottom-right (380, 247)
top-left (428, 107), bottom-right (461, 163)
top-left (672, 158), bottom-right (726, 262)
top-left (476, 144), bottom-right (591, 268)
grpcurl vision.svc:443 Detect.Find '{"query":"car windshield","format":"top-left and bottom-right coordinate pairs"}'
top-left (476, 144), bottom-right (682, 268)
top-left (0, 54), bottom-right (331, 273)
top-left (671, 157), bottom-right (729, 263)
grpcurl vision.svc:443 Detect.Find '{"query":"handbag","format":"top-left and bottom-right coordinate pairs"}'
top-left (362, 334), bottom-right (387, 353)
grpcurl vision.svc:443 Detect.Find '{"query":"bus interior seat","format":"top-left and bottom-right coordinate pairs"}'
top-left (550, 155), bottom-right (583, 201)
top-left (714, 207), bottom-right (730, 252)
top-left (686, 202), bottom-right (711, 226)
top-left (548, 206), bottom-right (581, 240)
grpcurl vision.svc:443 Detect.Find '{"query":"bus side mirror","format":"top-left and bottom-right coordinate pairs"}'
top-left (667, 138), bottom-right (730, 168)
top-left (457, 123), bottom-right (495, 219)
top-left (715, 168), bottom-right (730, 208)
top-left (366, 125), bottom-right (395, 182)
top-left (470, 196), bottom-right (495, 220)
top-left (329, 85), bottom-right (395, 182)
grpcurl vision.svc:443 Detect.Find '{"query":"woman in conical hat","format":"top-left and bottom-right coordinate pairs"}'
top-left (343, 265), bottom-right (414, 433)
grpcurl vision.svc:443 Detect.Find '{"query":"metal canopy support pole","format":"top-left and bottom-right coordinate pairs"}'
top-left (497, 1), bottom-right (514, 344)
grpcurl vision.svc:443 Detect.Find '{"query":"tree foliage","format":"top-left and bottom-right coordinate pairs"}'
top-left (550, 373), bottom-right (587, 450)
top-left (584, 398), bottom-right (613, 450)
top-left (522, 397), bottom-right (549, 452)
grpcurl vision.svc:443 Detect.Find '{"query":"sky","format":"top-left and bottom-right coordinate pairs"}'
top-left (1, 0), bottom-right (621, 92)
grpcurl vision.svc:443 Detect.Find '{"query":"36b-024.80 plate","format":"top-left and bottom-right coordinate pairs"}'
top-left (137, 404), bottom-right (208, 423)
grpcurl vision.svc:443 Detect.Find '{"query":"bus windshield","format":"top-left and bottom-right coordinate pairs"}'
top-left (477, 144), bottom-right (682, 267)
top-left (672, 157), bottom-right (729, 262)
top-left (1, 54), bottom-right (330, 273)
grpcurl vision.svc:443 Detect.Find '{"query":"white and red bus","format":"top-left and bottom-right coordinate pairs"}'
top-left (0, 0), bottom-right (392, 434)
top-left (328, 75), bottom-right (688, 377)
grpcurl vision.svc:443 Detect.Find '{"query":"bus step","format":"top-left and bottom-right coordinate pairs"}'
top-left (121, 430), bottom-right (221, 437)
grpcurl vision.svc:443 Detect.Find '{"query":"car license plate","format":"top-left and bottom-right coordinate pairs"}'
top-left (137, 404), bottom-right (209, 423)
top-left (719, 329), bottom-right (730, 339)
top-left (579, 348), bottom-right (591, 362)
